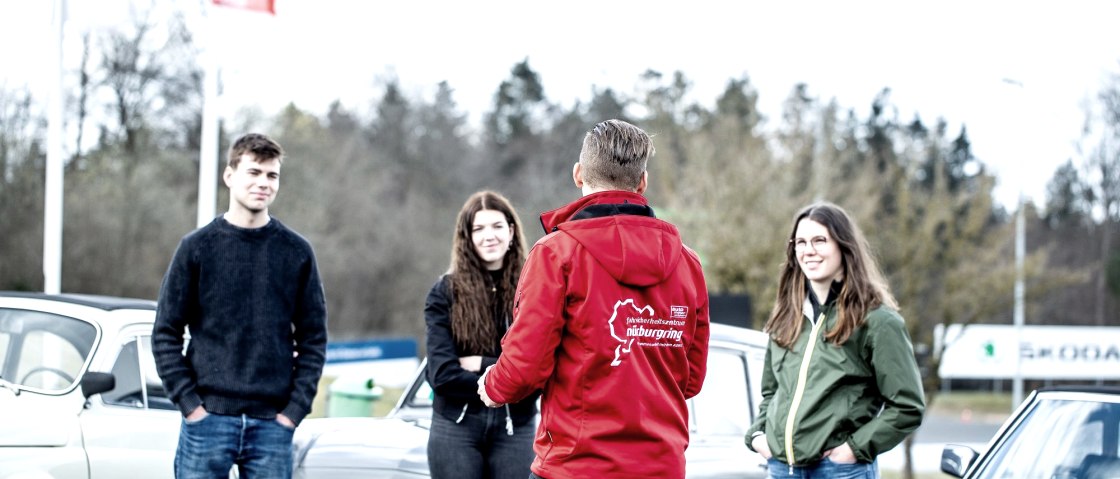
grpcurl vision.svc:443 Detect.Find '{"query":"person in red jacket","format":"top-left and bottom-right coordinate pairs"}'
top-left (478, 119), bottom-right (710, 479)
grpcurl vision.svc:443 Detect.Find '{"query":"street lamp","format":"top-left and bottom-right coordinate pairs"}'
top-left (1002, 77), bottom-right (1026, 410)
top-left (43, 0), bottom-right (66, 294)
top-left (1013, 192), bottom-right (1025, 408)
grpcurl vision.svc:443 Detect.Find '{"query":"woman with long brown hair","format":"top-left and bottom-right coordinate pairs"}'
top-left (745, 201), bottom-right (925, 478)
top-left (424, 190), bottom-right (537, 479)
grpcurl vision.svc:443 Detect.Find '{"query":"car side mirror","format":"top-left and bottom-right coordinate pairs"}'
top-left (80, 372), bottom-right (115, 398)
top-left (941, 444), bottom-right (979, 478)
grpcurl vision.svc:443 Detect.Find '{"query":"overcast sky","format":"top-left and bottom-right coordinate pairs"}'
top-left (4, 0), bottom-right (1120, 210)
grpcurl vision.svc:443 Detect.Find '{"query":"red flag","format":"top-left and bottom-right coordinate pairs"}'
top-left (212, 0), bottom-right (275, 14)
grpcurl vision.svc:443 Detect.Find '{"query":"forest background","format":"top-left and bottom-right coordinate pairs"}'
top-left (2, 8), bottom-right (1119, 397)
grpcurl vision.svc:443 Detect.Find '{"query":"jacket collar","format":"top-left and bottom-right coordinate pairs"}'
top-left (538, 190), bottom-right (652, 234)
top-left (804, 280), bottom-right (843, 322)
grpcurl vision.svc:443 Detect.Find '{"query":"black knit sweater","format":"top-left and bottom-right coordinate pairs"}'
top-left (152, 216), bottom-right (328, 424)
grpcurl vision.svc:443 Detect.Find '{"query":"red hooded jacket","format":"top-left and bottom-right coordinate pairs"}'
top-left (484, 191), bottom-right (710, 479)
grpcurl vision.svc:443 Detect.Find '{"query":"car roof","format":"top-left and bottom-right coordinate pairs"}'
top-left (709, 322), bottom-right (768, 348)
top-left (1035, 385), bottom-right (1120, 396)
top-left (0, 291), bottom-right (156, 311)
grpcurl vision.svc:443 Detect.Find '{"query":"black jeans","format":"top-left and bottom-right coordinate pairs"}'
top-left (427, 406), bottom-right (535, 479)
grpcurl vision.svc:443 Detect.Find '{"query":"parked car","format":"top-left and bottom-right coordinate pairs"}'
top-left (0, 291), bottom-right (179, 479)
top-left (941, 386), bottom-right (1120, 478)
top-left (292, 322), bottom-right (770, 478)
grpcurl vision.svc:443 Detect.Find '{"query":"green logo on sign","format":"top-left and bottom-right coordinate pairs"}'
top-left (983, 341), bottom-right (995, 358)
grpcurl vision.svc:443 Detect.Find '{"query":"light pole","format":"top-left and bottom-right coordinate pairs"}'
top-left (197, 3), bottom-right (220, 228)
top-left (1013, 192), bottom-right (1025, 408)
top-left (1002, 77), bottom-right (1026, 409)
top-left (44, 0), bottom-right (66, 294)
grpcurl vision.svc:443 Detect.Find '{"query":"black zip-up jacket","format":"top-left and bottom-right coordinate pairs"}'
top-left (424, 274), bottom-right (538, 424)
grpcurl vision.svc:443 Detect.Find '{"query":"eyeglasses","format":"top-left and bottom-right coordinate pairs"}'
top-left (790, 236), bottom-right (830, 254)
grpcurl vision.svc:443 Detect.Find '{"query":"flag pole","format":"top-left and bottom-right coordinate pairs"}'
top-left (44, 0), bottom-right (66, 294)
top-left (197, 2), bottom-right (220, 228)
top-left (199, 0), bottom-right (274, 228)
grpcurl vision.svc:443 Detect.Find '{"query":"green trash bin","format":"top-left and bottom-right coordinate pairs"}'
top-left (327, 376), bottom-right (384, 417)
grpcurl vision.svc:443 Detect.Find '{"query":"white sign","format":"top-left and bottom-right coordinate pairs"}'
top-left (937, 324), bottom-right (1120, 379)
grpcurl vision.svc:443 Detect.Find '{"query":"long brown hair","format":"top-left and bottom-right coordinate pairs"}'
top-left (448, 191), bottom-right (527, 355)
top-left (765, 202), bottom-right (898, 348)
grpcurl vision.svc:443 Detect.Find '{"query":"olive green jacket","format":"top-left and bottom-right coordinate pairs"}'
top-left (745, 304), bottom-right (925, 466)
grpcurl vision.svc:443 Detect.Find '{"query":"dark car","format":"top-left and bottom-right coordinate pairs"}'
top-left (941, 386), bottom-right (1120, 478)
top-left (293, 322), bottom-right (770, 478)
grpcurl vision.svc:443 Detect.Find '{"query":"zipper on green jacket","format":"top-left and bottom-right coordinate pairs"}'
top-left (783, 312), bottom-right (827, 473)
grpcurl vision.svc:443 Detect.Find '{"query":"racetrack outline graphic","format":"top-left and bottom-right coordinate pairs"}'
top-left (608, 299), bottom-right (651, 366)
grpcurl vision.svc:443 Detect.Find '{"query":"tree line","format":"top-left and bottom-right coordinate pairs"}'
top-left (1, 9), bottom-right (1118, 388)
top-left (4, 10), bottom-right (1120, 478)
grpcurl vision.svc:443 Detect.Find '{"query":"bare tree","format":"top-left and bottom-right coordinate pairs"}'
top-left (61, 8), bottom-right (202, 298)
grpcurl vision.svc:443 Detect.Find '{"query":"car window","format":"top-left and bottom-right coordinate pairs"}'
top-left (139, 336), bottom-right (175, 410)
top-left (0, 308), bottom-right (95, 392)
top-left (102, 335), bottom-right (176, 410)
top-left (978, 398), bottom-right (1120, 479)
top-left (408, 378), bottom-right (434, 408)
top-left (691, 348), bottom-right (751, 436)
top-left (103, 339), bottom-right (142, 407)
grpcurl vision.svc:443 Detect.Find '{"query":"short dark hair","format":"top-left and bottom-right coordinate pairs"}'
top-left (578, 119), bottom-right (654, 191)
top-left (227, 133), bottom-right (284, 169)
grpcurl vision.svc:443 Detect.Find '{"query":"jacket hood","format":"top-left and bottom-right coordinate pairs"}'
top-left (539, 191), bottom-right (685, 287)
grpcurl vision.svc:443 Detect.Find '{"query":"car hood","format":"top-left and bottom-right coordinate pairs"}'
top-left (293, 417), bottom-right (430, 474)
top-left (0, 391), bottom-right (83, 446)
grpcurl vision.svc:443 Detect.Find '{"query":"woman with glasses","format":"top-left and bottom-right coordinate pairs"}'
top-left (745, 201), bottom-right (925, 478)
top-left (424, 191), bottom-right (538, 479)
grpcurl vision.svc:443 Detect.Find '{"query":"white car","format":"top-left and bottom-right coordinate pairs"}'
top-left (0, 292), bottom-right (179, 479)
top-left (293, 322), bottom-right (770, 478)
top-left (941, 386), bottom-right (1120, 478)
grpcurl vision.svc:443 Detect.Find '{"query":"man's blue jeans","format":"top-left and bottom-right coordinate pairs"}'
top-left (174, 412), bottom-right (295, 479)
top-left (427, 407), bottom-right (535, 479)
top-left (766, 457), bottom-right (879, 478)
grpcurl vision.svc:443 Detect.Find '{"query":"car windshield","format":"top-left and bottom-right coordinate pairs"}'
top-left (0, 308), bottom-right (97, 392)
top-left (978, 395), bottom-right (1120, 479)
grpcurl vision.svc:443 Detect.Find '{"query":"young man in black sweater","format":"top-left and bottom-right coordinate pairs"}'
top-left (153, 133), bottom-right (327, 478)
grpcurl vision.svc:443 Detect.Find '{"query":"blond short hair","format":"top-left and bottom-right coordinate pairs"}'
top-left (578, 119), bottom-right (654, 191)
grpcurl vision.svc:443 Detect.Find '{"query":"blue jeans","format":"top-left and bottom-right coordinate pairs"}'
top-left (427, 406), bottom-right (535, 479)
top-left (175, 412), bottom-right (295, 479)
top-left (767, 457), bottom-right (879, 478)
